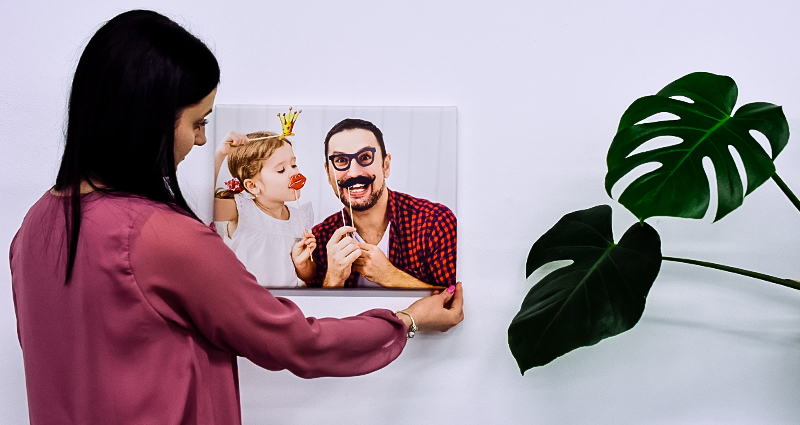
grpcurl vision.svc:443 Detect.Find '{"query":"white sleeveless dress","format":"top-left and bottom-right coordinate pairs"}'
top-left (224, 193), bottom-right (314, 288)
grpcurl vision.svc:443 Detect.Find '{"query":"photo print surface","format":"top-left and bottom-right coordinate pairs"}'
top-left (212, 105), bottom-right (457, 290)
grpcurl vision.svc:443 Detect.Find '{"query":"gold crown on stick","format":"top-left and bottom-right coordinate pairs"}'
top-left (278, 107), bottom-right (302, 140)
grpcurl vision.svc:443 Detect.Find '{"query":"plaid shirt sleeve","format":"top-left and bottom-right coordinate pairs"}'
top-left (425, 206), bottom-right (457, 287)
top-left (387, 191), bottom-right (456, 288)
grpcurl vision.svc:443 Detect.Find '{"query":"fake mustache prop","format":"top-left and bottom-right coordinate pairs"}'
top-left (338, 175), bottom-right (376, 189)
top-left (337, 175), bottom-right (376, 231)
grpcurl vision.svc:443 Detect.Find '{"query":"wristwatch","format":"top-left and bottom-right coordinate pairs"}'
top-left (395, 310), bottom-right (417, 339)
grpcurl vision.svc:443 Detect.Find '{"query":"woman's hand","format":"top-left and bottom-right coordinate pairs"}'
top-left (215, 131), bottom-right (248, 158)
top-left (400, 282), bottom-right (464, 332)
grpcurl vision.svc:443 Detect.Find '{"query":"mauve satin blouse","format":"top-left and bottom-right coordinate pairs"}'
top-left (10, 192), bottom-right (406, 424)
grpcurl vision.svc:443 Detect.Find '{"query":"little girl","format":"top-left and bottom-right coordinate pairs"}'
top-left (214, 131), bottom-right (316, 288)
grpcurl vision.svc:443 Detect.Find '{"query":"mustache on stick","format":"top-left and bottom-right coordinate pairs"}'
top-left (338, 175), bottom-right (375, 189)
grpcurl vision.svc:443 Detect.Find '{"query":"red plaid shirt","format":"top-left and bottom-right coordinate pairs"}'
top-left (310, 190), bottom-right (456, 288)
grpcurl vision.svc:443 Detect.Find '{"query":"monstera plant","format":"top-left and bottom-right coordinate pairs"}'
top-left (509, 72), bottom-right (800, 373)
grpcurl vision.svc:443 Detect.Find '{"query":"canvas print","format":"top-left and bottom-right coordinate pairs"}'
top-left (211, 105), bottom-right (458, 290)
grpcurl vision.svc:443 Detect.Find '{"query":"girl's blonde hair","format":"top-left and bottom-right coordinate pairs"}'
top-left (215, 131), bottom-right (292, 199)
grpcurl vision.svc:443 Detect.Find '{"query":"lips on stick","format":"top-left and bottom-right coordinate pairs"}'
top-left (289, 173), bottom-right (306, 191)
top-left (289, 173), bottom-right (306, 209)
top-left (289, 172), bottom-right (307, 224)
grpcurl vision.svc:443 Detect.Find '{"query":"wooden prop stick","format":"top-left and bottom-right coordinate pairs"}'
top-left (329, 162), bottom-right (347, 228)
top-left (346, 187), bottom-right (355, 231)
top-left (246, 135), bottom-right (280, 142)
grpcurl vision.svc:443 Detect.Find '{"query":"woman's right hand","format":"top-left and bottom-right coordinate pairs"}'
top-left (215, 131), bottom-right (248, 158)
top-left (401, 282), bottom-right (464, 332)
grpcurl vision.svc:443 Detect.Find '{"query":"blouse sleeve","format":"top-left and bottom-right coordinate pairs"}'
top-left (128, 207), bottom-right (406, 379)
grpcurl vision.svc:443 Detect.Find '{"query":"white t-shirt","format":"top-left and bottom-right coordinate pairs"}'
top-left (352, 223), bottom-right (391, 288)
top-left (223, 194), bottom-right (314, 288)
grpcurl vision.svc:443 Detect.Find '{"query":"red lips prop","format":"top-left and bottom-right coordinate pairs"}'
top-left (289, 173), bottom-right (306, 190)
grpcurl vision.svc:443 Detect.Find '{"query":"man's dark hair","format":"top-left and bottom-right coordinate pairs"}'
top-left (324, 118), bottom-right (387, 161)
top-left (54, 9), bottom-right (220, 283)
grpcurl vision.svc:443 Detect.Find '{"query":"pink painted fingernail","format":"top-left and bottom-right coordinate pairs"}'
top-left (446, 285), bottom-right (455, 294)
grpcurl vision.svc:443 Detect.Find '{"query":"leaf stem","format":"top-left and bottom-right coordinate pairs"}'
top-left (772, 173), bottom-right (800, 213)
top-left (662, 256), bottom-right (800, 291)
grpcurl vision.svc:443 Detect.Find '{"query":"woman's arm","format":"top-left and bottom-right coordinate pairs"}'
top-left (130, 208), bottom-right (407, 378)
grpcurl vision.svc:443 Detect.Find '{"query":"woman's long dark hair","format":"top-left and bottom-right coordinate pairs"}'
top-left (54, 10), bottom-right (220, 283)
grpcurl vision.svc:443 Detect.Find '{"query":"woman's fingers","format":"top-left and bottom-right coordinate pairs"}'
top-left (449, 282), bottom-right (464, 323)
top-left (449, 282), bottom-right (463, 311)
top-left (437, 284), bottom-right (455, 304)
top-left (406, 282), bottom-right (464, 332)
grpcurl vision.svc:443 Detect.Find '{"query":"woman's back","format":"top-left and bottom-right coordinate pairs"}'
top-left (11, 192), bottom-right (406, 424)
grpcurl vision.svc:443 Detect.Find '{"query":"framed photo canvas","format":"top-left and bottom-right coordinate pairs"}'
top-left (206, 105), bottom-right (457, 290)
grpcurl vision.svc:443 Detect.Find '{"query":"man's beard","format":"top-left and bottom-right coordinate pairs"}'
top-left (339, 179), bottom-right (385, 212)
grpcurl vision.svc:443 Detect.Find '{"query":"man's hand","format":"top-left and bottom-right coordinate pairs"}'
top-left (352, 242), bottom-right (395, 285)
top-left (323, 226), bottom-right (361, 287)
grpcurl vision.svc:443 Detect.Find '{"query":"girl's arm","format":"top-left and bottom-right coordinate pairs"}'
top-left (213, 198), bottom-right (238, 237)
top-left (292, 230), bottom-right (316, 282)
top-left (214, 131), bottom-right (248, 184)
top-left (213, 131), bottom-right (248, 231)
top-left (296, 261), bottom-right (315, 283)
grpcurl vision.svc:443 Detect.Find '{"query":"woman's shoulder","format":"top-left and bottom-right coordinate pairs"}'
top-left (51, 191), bottom-right (209, 240)
top-left (20, 190), bottom-right (177, 230)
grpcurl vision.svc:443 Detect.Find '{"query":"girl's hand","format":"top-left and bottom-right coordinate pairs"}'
top-left (215, 131), bottom-right (248, 158)
top-left (400, 282), bottom-right (464, 332)
top-left (291, 230), bottom-right (317, 267)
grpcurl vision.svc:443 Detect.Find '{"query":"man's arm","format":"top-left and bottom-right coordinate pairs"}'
top-left (426, 207), bottom-right (457, 287)
top-left (353, 243), bottom-right (439, 289)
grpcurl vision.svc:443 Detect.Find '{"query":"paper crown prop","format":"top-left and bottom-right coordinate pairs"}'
top-left (247, 107), bottom-right (302, 142)
top-left (278, 107), bottom-right (302, 140)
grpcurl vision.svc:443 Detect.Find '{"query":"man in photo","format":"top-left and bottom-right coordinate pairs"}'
top-left (310, 118), bottom-right (457, 288)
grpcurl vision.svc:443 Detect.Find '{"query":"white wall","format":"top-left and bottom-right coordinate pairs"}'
top-left (3, 1), bottom-right (800, 424)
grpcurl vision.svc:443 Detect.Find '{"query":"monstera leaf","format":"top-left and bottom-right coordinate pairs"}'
top-left (605, 72), bottom-right (789, 221)
top-left (509, 205), bottom-right (661, 373)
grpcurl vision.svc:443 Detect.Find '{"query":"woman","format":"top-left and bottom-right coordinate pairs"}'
top-left (10, 10), bottom-right (463, 424)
